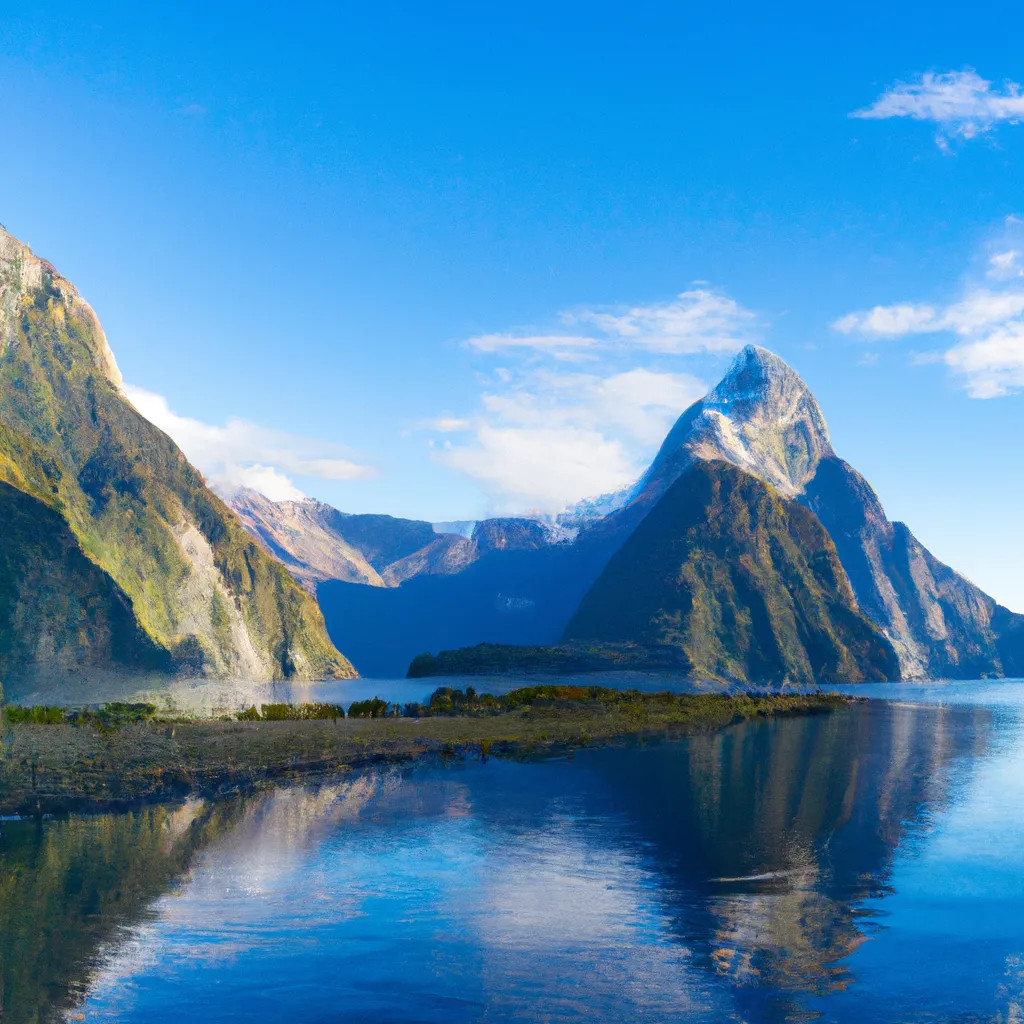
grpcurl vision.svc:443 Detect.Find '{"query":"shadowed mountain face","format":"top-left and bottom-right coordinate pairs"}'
top-left (317, 536), bottom-right (613, 677)
top-left (0, 480), bottom-right (171, 679)
top-left (0, 225), bottom-right (353, 684)
top-left (228, 494), bottom-right (556, 592)
top-left (227, 333), bottom-right (1015, 681)
top-left (603, 345), bottom-right (1024, 681)
top-left (565, 461), bottom-right (897, 684)
top-left (802, 457), bottom-right (1024, 679)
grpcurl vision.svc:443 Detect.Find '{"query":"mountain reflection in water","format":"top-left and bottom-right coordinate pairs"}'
top-left (2, 689), bottom-right (1017, 1024)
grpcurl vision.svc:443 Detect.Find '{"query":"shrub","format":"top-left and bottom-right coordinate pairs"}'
top-left (347, 697), bottom-right (391, 718)
top-left (260, 703), bottom-right (300, 721)
top-left (300, 702), bottom-right (345, 721)
top-left (4, 705), bottom-right (66, 725)
top-left (252, 702), bottom-right (346, 721)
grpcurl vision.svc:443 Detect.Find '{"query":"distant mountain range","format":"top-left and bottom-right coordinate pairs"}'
top-left (0, 225), bottom-right (353, 692)
top-left (234, 345), bottom-right (1024, 683)
top-left (2, 217), bottom-right (1020, 690)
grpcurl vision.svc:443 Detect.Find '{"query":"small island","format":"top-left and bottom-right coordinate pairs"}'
top-left (406, 641), bottom-right (692, 678)
top-left (0, 685), bottom-right (853, 815)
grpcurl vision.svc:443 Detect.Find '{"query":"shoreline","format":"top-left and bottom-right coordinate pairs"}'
top-left (0, 690), bottom-right (855, 816)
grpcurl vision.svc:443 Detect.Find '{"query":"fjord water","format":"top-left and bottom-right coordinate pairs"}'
top-left (5, 684), bottom-right (1024, 1023)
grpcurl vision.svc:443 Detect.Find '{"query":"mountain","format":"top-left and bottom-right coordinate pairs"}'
top-left (623, 344), bottom-right (1024, 680)
top-left (328, 343), bottom-right (1022, 684)
top-left (317, 536), bottom-right (611, 677)
top-left (0, 225), bottom-right (354, 686)
top-left (228, 489), bottom-right (386, 591)
top-left (564, 461), bottom-right (897, 684)
top-left (227, 494), bottom-right (579, 675)
top-left (802, 456), bottom-right (1024, 679)
top-left (631, 344), bottom-right (833, 507)
top-left (228, 493), bottom-right (558, 591)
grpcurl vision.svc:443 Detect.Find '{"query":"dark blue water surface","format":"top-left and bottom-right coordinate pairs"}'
top-left (5, 681), bottom-right (1024, 1023)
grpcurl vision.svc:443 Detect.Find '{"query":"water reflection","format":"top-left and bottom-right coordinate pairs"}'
top-left (572, 700), bottom-right (990, 1020)
top-left (0, 693), bottom-right (1015, 1023)
top-left (0, 799), bottom-right (249, 1022)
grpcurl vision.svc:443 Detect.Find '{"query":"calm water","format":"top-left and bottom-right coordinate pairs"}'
top-left (8, 670), bottom-right (720, 715)
top-left (3, 681), bottom-right (1024, 1022)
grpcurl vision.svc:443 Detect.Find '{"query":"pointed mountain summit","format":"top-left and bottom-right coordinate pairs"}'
top-left (615, 344), bottom-right (1024, 681)
top-left (0, 224), bottom-right (354, 688)
top-left (633, 344), bottom-right (833, 508)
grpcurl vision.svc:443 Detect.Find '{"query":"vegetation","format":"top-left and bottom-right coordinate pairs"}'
top-left (0, 229), bottom-right (353, 681)
top-left (563, 461), bottom-right (899, 684)
top-left (407, 641), bottom-right (690, 677)
top-left (0, 795), bottom-right (250, 1023)
top-left (0, 688), bottom-right (853, 814)
top-left (347, 697), bottom-right (394, 718)
top-left (238, 702), bottom-right (345, 722)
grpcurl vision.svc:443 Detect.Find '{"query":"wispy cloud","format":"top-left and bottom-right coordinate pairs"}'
top-left (833, 218), bottom-right (1024, 398)
top-left (852, 70), bottom-right (1024, 147)
top-left (570, 288), bottom-right (757, 354)
top-left (465, 333), bottom-right (598, 359)
top-left (125, 386), bottom-right (375, 501)
top-left (429, 417), bottom-right (472, 432)
top-left (430, 285), bottom-right (756, 513)
top-left (464, 288), bottom-right (757, 360)
top-left (440, 365), bottom-right (710, 514)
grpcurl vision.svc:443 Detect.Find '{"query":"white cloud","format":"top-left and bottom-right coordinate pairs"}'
top-left (433, 284), bottom-right (756, 513)
top-left (833, 303), bottom-right (941, 338)
top-left (833, 291), bottom-right (1024, 340)
top-left (428, 417), bottom-right (472, 432)
top-left (464, 287), bottom-right (757, 359)
top-left (444, 426), bottom-right (637, 514)
top-left (438, 365), bottom-right (707, 514)
top-left (465, 333), bottom-right (597, 358)
top-left (832, 219), bottom-right (1024, 397)
top-left (988, 250), bottom-right (1023, 281)
top-left (125, 386), bottom-right (375, 501)
top-left (945, 321), bottom-right (1024, 398)
top-left (570, 288), bottom-right (757, 354)
top-left (852, 70), bottom-right (1024, 145)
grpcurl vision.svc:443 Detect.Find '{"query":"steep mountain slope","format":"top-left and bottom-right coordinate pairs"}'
top-left (802, 456), bottom-right (1024, 679)
top-left (564, 461), bottom-right (897, 684)
top-left (0, 224), bottom-right (353, 681)
top-left (317, 535), bottom-right (613, 677)
top-left (0, 480), bottom-right (171, 681)
top-left (229, 489), bottom-right (385, 591)
top-left (615, 344), bottom-right (1024, 680)
top-left (632, 344), bottom-right (834, 507)
top-left (229, 490), bottom-right (555, 591)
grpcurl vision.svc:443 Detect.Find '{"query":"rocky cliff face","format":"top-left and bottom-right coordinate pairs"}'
top-left (627, 344), bottom-right (1023, 680)
top-left (565, 461), bottom-right (897, 685)
top-left (228, 489), bottom-right (386, 591)
top-left (633, 345), bottom-right (834, 507)
top-left (0, 224), bottom-right (354, 683)
top-left (228, 493), bottom-right (556, 591)
top-left (802, 457), bottom-right (1020, 679)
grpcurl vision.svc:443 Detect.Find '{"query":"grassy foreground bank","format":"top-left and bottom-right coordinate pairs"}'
top-left (0, 687), bottom-right (854, 815)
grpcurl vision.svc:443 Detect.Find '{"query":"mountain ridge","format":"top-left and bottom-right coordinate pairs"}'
top-left (0, 224), bottom-right (354, 686)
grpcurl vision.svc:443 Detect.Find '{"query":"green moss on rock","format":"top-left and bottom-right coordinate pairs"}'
top-left (0, 225), bottom-right (353, 682)
top-left (563, 461), bottom-right (899, 685)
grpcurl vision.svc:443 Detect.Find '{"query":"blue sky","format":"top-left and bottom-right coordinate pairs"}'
top-left (2, 1), bottom-right (1024, 607)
